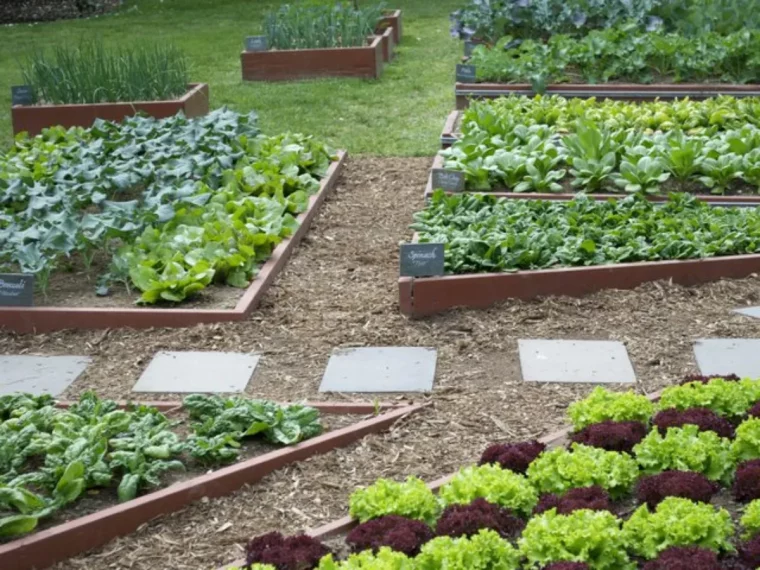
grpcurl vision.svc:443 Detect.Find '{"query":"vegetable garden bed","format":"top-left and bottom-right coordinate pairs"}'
top-left (400, 193), bottom-right (760, 317)
top-left (11, 83), bottom-right (209, 137)
top-left (0, 392), bottom-right (426, 570)
top-left (218, 375), bottom-right (760, 570)
top-left (0, 109), bottom-right (346, 334)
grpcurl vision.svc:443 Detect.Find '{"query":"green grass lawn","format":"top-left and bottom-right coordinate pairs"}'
top-left (0, 0), bottom-right (463, 156)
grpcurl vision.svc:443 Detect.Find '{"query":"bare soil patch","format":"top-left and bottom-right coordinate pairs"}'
top-left (2, 156), bottom-right (760, 569)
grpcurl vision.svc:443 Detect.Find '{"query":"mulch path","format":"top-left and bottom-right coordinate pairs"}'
top-left (2, 156), bottom-right (760, 569)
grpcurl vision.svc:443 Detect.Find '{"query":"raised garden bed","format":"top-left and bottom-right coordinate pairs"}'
top-left (241, 35), bottom-right (385, 81)
top-left (11, 83), bottom-right (209, 136)
top-left (219, 375), bottom-right (760, 569)
top-left (378, 9), bottom-right (402, 44)
top-left (0, 392), bottom-right (427, 570)
top-left (400, 193), bottom-right (760, 317)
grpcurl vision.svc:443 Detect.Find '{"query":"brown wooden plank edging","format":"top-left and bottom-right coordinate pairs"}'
top-left (454, 82), bottom-right (760, 109)
top-left (379, 27), bottom-right (395, 63)
top-left (424, 154), bottom-right (760, 205)
top-left (399, 251), bottom-right (760, 317)
top-left (0, 401), bottom-right (428, 570)
top-left (0, 151), bottom-right (347, 334)
top-left (219, 389), bottom-right (665, 568)
top-left (378, 9), bottom-right (402, 44)
top-left (241, 36), bottom-right (383, 81)
top-left (11, 83), bottom-right (209, 137)
top-left (440, 110), bottom-right (460, 148)
top-left (55, 400), bottom-right (409, 414)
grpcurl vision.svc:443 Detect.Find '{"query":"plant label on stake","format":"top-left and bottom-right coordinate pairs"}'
top-left (400, 244), bottom-right (445, 277)
top-left (11, 85), bottom-right (33, 106)
top-left (0, 274), bottom-right (34, 307)
top-left (245, 36), bottom-right (268, 52)
top-left (456, 64), bottom-right (477, 83)
top-left (464, 41), bottom-right (476, 57)
top-left (432, 168), bottom-right (466, 192)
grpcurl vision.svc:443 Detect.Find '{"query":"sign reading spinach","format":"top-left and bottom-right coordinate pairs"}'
top-left (400, 244), bottom-right (445, 277)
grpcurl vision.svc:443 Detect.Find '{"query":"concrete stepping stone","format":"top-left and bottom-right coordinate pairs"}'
top-left (132, 351), bottom-right (260, 393)
top-left (319, 347), bottom-right (437, 393)
top-left (693, 339), bottom-right (760, 378)
top-left (0, 355), bottom-right (91, 396)
top-left (518, 339), bottom-right (636, 384)
top-left (734, 306), bottom-right (760, 319)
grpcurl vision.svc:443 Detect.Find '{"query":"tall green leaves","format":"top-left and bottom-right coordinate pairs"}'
top-left (21, 41), bottom-right (189, 105)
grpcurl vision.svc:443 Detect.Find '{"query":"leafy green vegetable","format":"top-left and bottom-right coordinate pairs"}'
top-left (732, 417), bottom-right (760, 463)
top-left (526, 443), bottom-right (639, 499)
top-left (317, 548), bottom-right (414, 570)
top-left (519, 509), bottom-right (634, 570)
top-left (567, 387), bottom-right (655, 431)
top-left (438, 464), bottom-right (538, 517)
top-left (622, 497), bottom-right (735, 558)
top-left (741, 500), bottom-right (760, 539)
top-left (416, 529), bottom-right (520, 570)
top-left (658, 379), bottom-right (758, 418)
top-left (633, 425), bottom-right (735, 484)
top-left (349, 477), bottom-right (440, 525)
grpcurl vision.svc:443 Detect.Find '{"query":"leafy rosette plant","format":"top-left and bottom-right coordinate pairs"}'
top-left (681, 374), bottom-right (740, 385)
top-left (349, 477), bottom-right (440, 525)
top-left (346, 515), bottom-right (433, 557)
top-left (438, 464), bottom-right (538, 517)
top-left (633, 425), bottom-right (735, 484)
top-left (317, 547), bottom-right (414, 570)
top-left (518, 509), bottom-right (633, 570)
top-left (641, 546), bottom-right (722, 570)
top-left (526, 443), bottom-right (639, 499)
top-left (245, 532), bottom-right (329, 569)
top-left (569, 420), bottom-right (647, 453)
top-left (734, 459), bottom-right (760, 501)
top-left (635, 471), bottom-right (719, 509)
top-left (435, 498), bottom-right (524, 539)
top-left (742, 500), bottom-right (760, 539)
top-left (415, 528), bottom-right (520, 570)
top-left (653, 408), bottom-right (734, 439)
top-left (622, 497), bottom-right (735, 559)
top-left (533, 486), bottom-right (613, 516)
top-left (739, 535), bottom-right (760, 568)
top-left (479, 440), bottom-right (546, 474)
top-left (658, 379), bottom-right (756, 419)
top-left (733, 417), bottom-right (760, 463)
top-left (750, 401), bottom-right (760, 418)
top-left (567, 387), bottom-right (654, 431)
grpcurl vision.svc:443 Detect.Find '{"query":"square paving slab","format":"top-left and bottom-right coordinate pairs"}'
top-left (319, 347), bottom-right (437, 392)
top-left (693, 339), bottom-right (760, 378)
top-left (734, 306), bottom-right (760, 319)
top-left (518, 339), bottom-right (636, 383)
top-left (132, 351), bottom-right (260, 393)
top-left (0, 355), bottom-right (91, 396)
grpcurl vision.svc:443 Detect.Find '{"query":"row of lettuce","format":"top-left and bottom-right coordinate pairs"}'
top-left (0, 109), bottom-right (336, 303)
top-left (450, 0), bottom-right (760, 87)
top-left (0, 393), bottom-right (322, 538)
top-left (233, 375), bottom-right (760, 569)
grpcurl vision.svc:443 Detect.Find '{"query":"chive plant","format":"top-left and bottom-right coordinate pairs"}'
top-left (263, 2), bottom-right (385, 50)
top-left (20, 41), bottom-right (189, 105)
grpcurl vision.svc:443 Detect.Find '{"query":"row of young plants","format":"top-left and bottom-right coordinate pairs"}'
top-left (412, 192), bottom-right (760, 274)
top-left (232, 375), bottom-right (760, 569)
top-left (0, 109), bottom-right (335, 302)
top-left (0, 392), bottom-right (322, 539)
top-left (465, 24), bottom-right (760, 88)
top-left (450, 0), bottom-right (754, 42)
top-left (443, 97), bottom-right (760, 194)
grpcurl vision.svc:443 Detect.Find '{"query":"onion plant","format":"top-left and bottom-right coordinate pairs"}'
top-left (263, 2), bottom-right (385, 50)
top-left (20, 41), bottom-right (189, 105)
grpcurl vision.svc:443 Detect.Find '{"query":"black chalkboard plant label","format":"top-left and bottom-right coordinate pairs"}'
top-left (245, 36), bottom-right (269, 52)
top-left (456, 64), bottom-right (477, 82)
top-left (431, 168), bottom-right (466, 192)
top-left (0, 274), bottom-right (34, 306)
top-left (400, 243), bottom-right (445, 277)
top-left (11, 85), bottom-right (34, 106)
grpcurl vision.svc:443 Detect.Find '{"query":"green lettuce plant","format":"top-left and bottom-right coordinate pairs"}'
top-left (438, 464), bottom-right (538, 517)
top-left (349, 477), bottom-right (439, 524)
top-left (733, 418), bottom-right (760, 463)
top-left (415, 529), bottom-right (520, 570)
top-left (622, 497), bottom-right (735, 559)
top-left (633, 425), bottom-right (734, 484)
top-left (658, 379), bottom-right (756, 418)
top-left (567, 387), bottom-right (655, 430)
top-left (317, 548), bottom-right (414, 570)
top-left (741, 500), bottom-right (760, 539)
top-left (519, 509), bottom-right (634, 570)
top-left (526, 443), bottom-right (639, 499)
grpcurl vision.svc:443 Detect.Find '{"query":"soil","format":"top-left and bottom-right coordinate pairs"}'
top-left (2, 156), bottom-right (760, 569)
